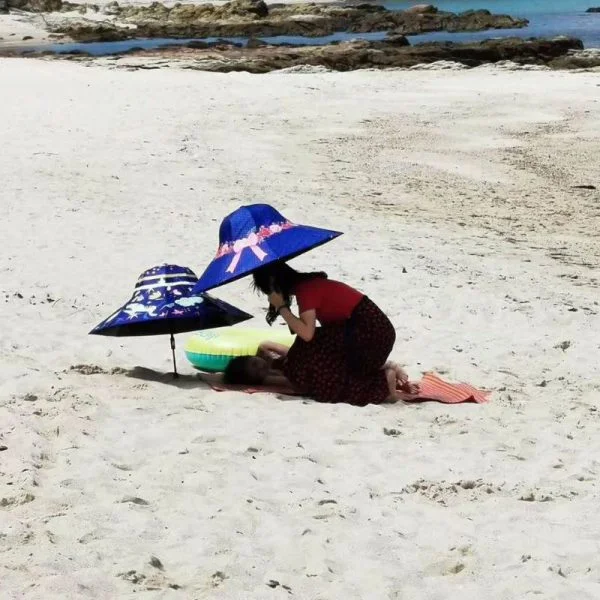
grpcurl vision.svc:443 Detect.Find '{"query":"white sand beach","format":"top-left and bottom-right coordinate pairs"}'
top-left (1, 58), bottom-right (599, 599)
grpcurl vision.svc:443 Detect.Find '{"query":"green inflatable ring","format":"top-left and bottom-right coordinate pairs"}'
top-left (185, 326), bottom-right (295, 372)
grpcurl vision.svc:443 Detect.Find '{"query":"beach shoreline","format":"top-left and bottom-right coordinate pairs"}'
top-left (2, 2), bottom-right (599, 70)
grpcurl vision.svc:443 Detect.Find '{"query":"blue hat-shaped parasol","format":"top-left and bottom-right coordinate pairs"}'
top-left (90, 264), bottom-right (252, 376)
top-left (192, 203), bottom-right (343, 294)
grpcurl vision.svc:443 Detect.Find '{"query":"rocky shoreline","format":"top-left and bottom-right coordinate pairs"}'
top-left (2, 1), bottom-right (528, 42)
top-left (12, 36), bottom-right (600, 73)
top-left (2, 1), bottom-right (599, 73)
top-left (132, 37), bottom-right (591, 73)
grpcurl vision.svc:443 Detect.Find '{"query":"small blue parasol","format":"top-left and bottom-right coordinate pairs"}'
top-left (90, 264), bottom-right (252, 376)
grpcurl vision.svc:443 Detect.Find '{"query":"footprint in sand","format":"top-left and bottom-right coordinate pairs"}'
top-left (211, 571), bottom-right (227, 588)
top-left (69, 364), bottom-right (109, 375)
top-left (68, 364), bottom-right (126, 376)
top-left (423, 556), bottom-right (468, 577)
top-left (78, 528), bottom-right (111, 545)
top-left (401, 479), bottom-right (503, 506)
top-left (0, 493), bottom-right (35, 508)
top-left (119, 496), bottom-right (150, 506)
top-left (117, 566), bottom-right (182, 591)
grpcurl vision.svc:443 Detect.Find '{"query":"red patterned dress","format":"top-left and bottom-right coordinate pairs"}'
top-left (281, 279), bottom-right (396, 406)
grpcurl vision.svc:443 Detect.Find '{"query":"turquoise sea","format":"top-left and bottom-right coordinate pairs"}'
top-left (387, 0), bottom-right (600, 47)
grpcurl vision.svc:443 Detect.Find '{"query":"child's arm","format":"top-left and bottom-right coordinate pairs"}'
top-left (258, 341), bottom-right (290, 359)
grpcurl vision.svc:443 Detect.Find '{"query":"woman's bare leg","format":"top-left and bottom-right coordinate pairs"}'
top-left (383, 367), bottom-right (420, 402)
top-left (384, 368), bottom-right (404, 403)
top-left (384, 361), bottom-right (420, 395)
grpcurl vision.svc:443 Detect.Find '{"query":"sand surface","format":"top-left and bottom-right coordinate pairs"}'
top-left (1, 59), bottom-right (599, 599)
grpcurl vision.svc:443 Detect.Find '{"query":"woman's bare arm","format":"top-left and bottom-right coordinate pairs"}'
top-left (277, 307), bottom-right (316, 342)
top-left (267, 291), bottom-right (317, 342)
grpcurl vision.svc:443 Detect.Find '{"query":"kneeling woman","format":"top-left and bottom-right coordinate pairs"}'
top-left (251, 262), bottom-right (399, 404)
top-left (224, 343), bottom-right (416, 406)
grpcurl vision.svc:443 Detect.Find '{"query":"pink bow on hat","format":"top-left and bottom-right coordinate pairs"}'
top-left (226, 232), bottom-right (268, 273)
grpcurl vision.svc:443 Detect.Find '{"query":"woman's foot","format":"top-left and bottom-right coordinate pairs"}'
top-left (398, 381), bottom-right (420, 395)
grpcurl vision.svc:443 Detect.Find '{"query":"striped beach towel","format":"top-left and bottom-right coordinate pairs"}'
top-left (397, 372), bottom-right (489, 404)
top-left (199, 371), bottom-right (489, 405)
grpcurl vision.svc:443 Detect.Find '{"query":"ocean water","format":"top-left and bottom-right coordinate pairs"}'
top-left (386, 0), bottom-right (593, 13)
top-left (28, 32), bottom-right (390, 56)
top-left (386, 0), bottom-right (600, 48)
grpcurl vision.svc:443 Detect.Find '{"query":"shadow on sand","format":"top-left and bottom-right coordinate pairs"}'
top-left (122, 366), bottom-right (207, 390)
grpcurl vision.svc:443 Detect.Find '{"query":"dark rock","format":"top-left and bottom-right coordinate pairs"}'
top-left (246, 37), bottom-right (268, 48)
top-left (405, 4), bottom-right (437, 14)
top-left (0, 0), bottom-right (7, 14)
top-left (586, 7), bottom-right (600, 12)
top-left (549, 47), bottom-right (600, 69)
top-left (6, 0), bottom-right (103, 11)
top-left (50, 23), bottom-right (133, 42)
top-left (7, 0), bottom-right (63, 11)
top-left (185, 40), bottom-right (209, 49)
top-left (102, 0), bottom-right (120, 15)
top-left (214, 37), bottom-right (242, 47)
top-left (62, 49), bottom-right (91, 56)
top-left (342, 3), bottom-right (386, 12)
top-left (239, 0), bottom-right (268, 18)
top-left (460, 9), bottom-right (491, 16)
top-left (386, 34), bottom-right (410, 46)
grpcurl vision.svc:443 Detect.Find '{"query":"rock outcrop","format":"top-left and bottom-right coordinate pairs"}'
top-left (549, 47), bottom-right (600, 69)
top-left (405, 4), bottom-right (438, 14)
top-left (7, 0), bottom-right (70, 10)
top-left (585, 7), bottom-right (600, 12)
top-left (69, 36), bottom-right (585, 73)
top-left (45, 1), bottom-right (529, 42)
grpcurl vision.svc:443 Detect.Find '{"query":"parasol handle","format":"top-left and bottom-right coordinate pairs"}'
top-left (170, 333), bottom-right (179, 378)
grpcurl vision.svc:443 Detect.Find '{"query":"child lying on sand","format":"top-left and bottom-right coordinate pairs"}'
top-left (224, 342), bottom-right (418, 406)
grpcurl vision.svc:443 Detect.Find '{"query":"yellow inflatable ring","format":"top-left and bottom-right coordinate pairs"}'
top-left (185, 327), bottom-right (295, 372)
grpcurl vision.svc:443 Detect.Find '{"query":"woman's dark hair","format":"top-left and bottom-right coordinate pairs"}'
top-left (223, 356), bottom-right (258, 385)
top-left (252, 262), bottom-right (327, 325)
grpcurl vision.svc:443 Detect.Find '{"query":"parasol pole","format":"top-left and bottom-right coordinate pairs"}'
top-left (170, 332), bottom-right (179, 378)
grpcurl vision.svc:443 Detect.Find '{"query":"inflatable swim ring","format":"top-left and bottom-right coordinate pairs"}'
top-left (185, 327), bottom-right (295, 372)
